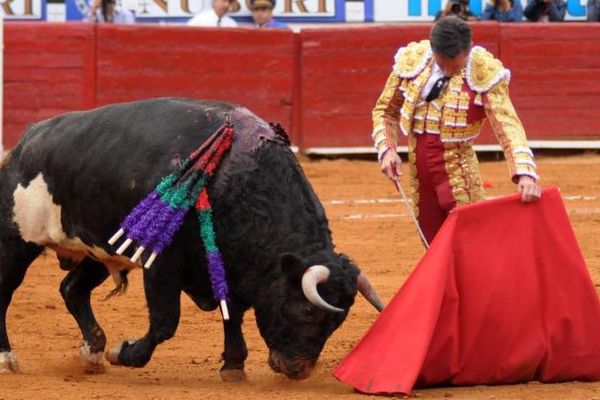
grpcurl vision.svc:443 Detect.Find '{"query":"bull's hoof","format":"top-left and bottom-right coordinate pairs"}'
top-left (105, 340), bottom-right (135, 366)
top-left (82, 361), bottom-right (105, 374)
top-left (79, 342), bottom-right (105, 374)
top-left (219, 369), bottom-right (247, 382)
top-left (0, 352), bottom-right (21, 373)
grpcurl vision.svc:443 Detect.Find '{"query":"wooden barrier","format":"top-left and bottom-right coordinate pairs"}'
top-left (499, 23), bottom-right (600, 140)
top-left (4, 23), bottom-right (96, 148)
top-left (95, 24), bottom-right (296, 141)
top-left (299, 23), bottom-right (503, 149)
top-left (3, 22), bottom-right (600, 152)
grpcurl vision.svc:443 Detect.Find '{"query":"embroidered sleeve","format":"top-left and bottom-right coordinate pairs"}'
top-left (372, 71), bottom-right (404, 162)
top-left (484, 79), bottom-right (539, 183)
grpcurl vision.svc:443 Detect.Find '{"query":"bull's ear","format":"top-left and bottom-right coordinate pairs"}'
top-left (338, 253), bottom-right (359, 273)
top-left (280, 253), bottom-right (306, 280)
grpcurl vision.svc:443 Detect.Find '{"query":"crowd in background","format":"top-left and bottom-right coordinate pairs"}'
top-left (84, 0), bottom-right (288, 28)
top-left (84, 0), bottom-right (600, 25)
top-left (438, 0), bottom-right (600, 22)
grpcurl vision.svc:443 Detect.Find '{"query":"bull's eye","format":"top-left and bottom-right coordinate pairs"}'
top-left (304, 305), bottom-right (315, 317)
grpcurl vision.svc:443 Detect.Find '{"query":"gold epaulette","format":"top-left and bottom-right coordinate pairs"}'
top-left (393, 40), bottom-right (432, 79)
top-left (466, 46), bottom-right (510, 94)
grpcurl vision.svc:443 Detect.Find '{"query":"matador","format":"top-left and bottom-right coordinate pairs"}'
top-left (373, 17), bottom-right (541, 243)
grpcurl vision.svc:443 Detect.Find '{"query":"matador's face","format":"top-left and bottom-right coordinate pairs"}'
top-left (433, 50), bottom-right (470, 78)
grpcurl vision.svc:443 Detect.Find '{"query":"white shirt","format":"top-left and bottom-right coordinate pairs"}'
top-left (187, 8), bottom-right (238, 27)
top-left (420, 62), bottom-right (446, 101)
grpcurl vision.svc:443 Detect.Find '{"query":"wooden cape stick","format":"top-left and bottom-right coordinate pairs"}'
top-left (391, 161), bottom-right (430, 249)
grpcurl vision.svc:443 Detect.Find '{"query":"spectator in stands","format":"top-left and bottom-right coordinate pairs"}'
top-left (524, 0), bottom-right (566, 21)
top-left (187, 0), bottom-right (238, 27)
top-left (435, 0), bottom-right (478, 21)
top-left (85, 0), bottom-right (135, 23)
top-left (482, 0), bottom-right (524, 21)
top-left (251, 0), bottom-right (288, 28)
top-left (588, 0), bottom-right (600, 20)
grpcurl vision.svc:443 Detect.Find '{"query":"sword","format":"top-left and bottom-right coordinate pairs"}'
top-left (390, 161), bottom-right (430, 249)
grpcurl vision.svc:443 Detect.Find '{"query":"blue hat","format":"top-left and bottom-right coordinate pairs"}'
top-left (250, 0), bottom-right (275, 9)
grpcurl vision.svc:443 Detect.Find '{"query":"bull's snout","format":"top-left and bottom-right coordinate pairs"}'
top-left (268, 350), bottom-right (315, 380)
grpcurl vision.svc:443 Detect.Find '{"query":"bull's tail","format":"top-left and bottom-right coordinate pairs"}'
top-left (104, 270), bottom-right (129, 301)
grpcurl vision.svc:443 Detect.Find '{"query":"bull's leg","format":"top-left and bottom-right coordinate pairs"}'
top-left (220, 300), bottom-right (249, 382)
top-left (106, 262), bottom-right (182, 368)
top-left (182, 265), bottom-right (218, 312)
top-left (180, 264), bottom-right (248, 381)
top-left (59, 257), bottom-right (109, 373)
top-left (0, 235), bottom-right (43, 373)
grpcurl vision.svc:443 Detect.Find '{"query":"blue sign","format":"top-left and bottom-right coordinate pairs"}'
top-left (367, 0), bottom-right (587, 21)
top-left (66, 0), bottom-right (89, 20)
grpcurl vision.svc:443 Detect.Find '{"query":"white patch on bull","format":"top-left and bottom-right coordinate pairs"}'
top-left (79, 341), bottom-right (104, 367)
top-left (0, 351), bottom-right (20, 373)
top-left (13, 173), bottom-right (140, 287)
top-left (13, 173), bottom-right (67, 245)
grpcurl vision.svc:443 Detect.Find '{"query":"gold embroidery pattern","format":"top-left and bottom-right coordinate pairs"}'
top-left (484, 80), bottom-right (539, 181)
top-left (443, 142), bottom-right (485, 205)
top-left (466, 46), bottom-right (510, 94)
top-left (424, 102), bottom-right (441, 134)
top-left (372, 71), bottom-right (405, 160)
top-left (413, 105), bottom-right (427, 134)
top-left (439, 74), bottom-right (477, 142)
top-left (407, 134), bottom-right (420, 218)
top-left (400, 65), bottom-right (432, 136)
top-left (393, 40), bottom-right (432, 79)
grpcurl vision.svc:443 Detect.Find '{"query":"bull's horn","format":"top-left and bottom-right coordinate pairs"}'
top-left (357, 273), bottom-right (384, 312)
top-left (301, 265), bottom-right (344, 313)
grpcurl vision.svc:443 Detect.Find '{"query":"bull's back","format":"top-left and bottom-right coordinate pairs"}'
top-left (14, 98), bottom-right (234, 191)
top-left (0, 98), bottom-right (255, 247)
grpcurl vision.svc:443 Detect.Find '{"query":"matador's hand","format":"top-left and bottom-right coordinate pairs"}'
top-left (518, 175), bottom-right (542, 203)
top-left (380, 150), bottom-right (402, 181)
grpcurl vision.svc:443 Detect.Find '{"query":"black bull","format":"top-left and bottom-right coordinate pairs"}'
top-left (0, 98), bottom-right (383, 379)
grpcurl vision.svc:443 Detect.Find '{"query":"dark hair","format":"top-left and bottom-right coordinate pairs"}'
top-left (430, 16), bottom-right (472, 58)
top-left (101, 0), bottom-right (115, 22)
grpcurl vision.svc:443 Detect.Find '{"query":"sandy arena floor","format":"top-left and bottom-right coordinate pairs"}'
top-left (2, 153), bottom-right (600, 400)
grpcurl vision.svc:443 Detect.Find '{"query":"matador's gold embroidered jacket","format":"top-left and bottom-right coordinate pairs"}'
top-left (372, 40), bottom-right (539, 185)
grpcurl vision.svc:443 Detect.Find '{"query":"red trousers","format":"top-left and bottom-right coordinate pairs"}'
top-left (414, 134), bottom-right (457, 244)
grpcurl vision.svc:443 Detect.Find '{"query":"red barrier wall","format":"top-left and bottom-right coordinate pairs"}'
top-left (2, 23), bottom-right (296, 149)
top-left (300, 24), bottom-right (428, 149)
top-left (95, 25), bottom-right (296, 141)
top-left (499, 23), bottom-right (600, 140)
top-left (4, 23), bottom-right (96, 148)
top-left (3, 23), bottom-right (600, 151)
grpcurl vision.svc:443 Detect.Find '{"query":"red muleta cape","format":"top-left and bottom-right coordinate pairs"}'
top-left (334, 187), bottom-right (600, 395)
